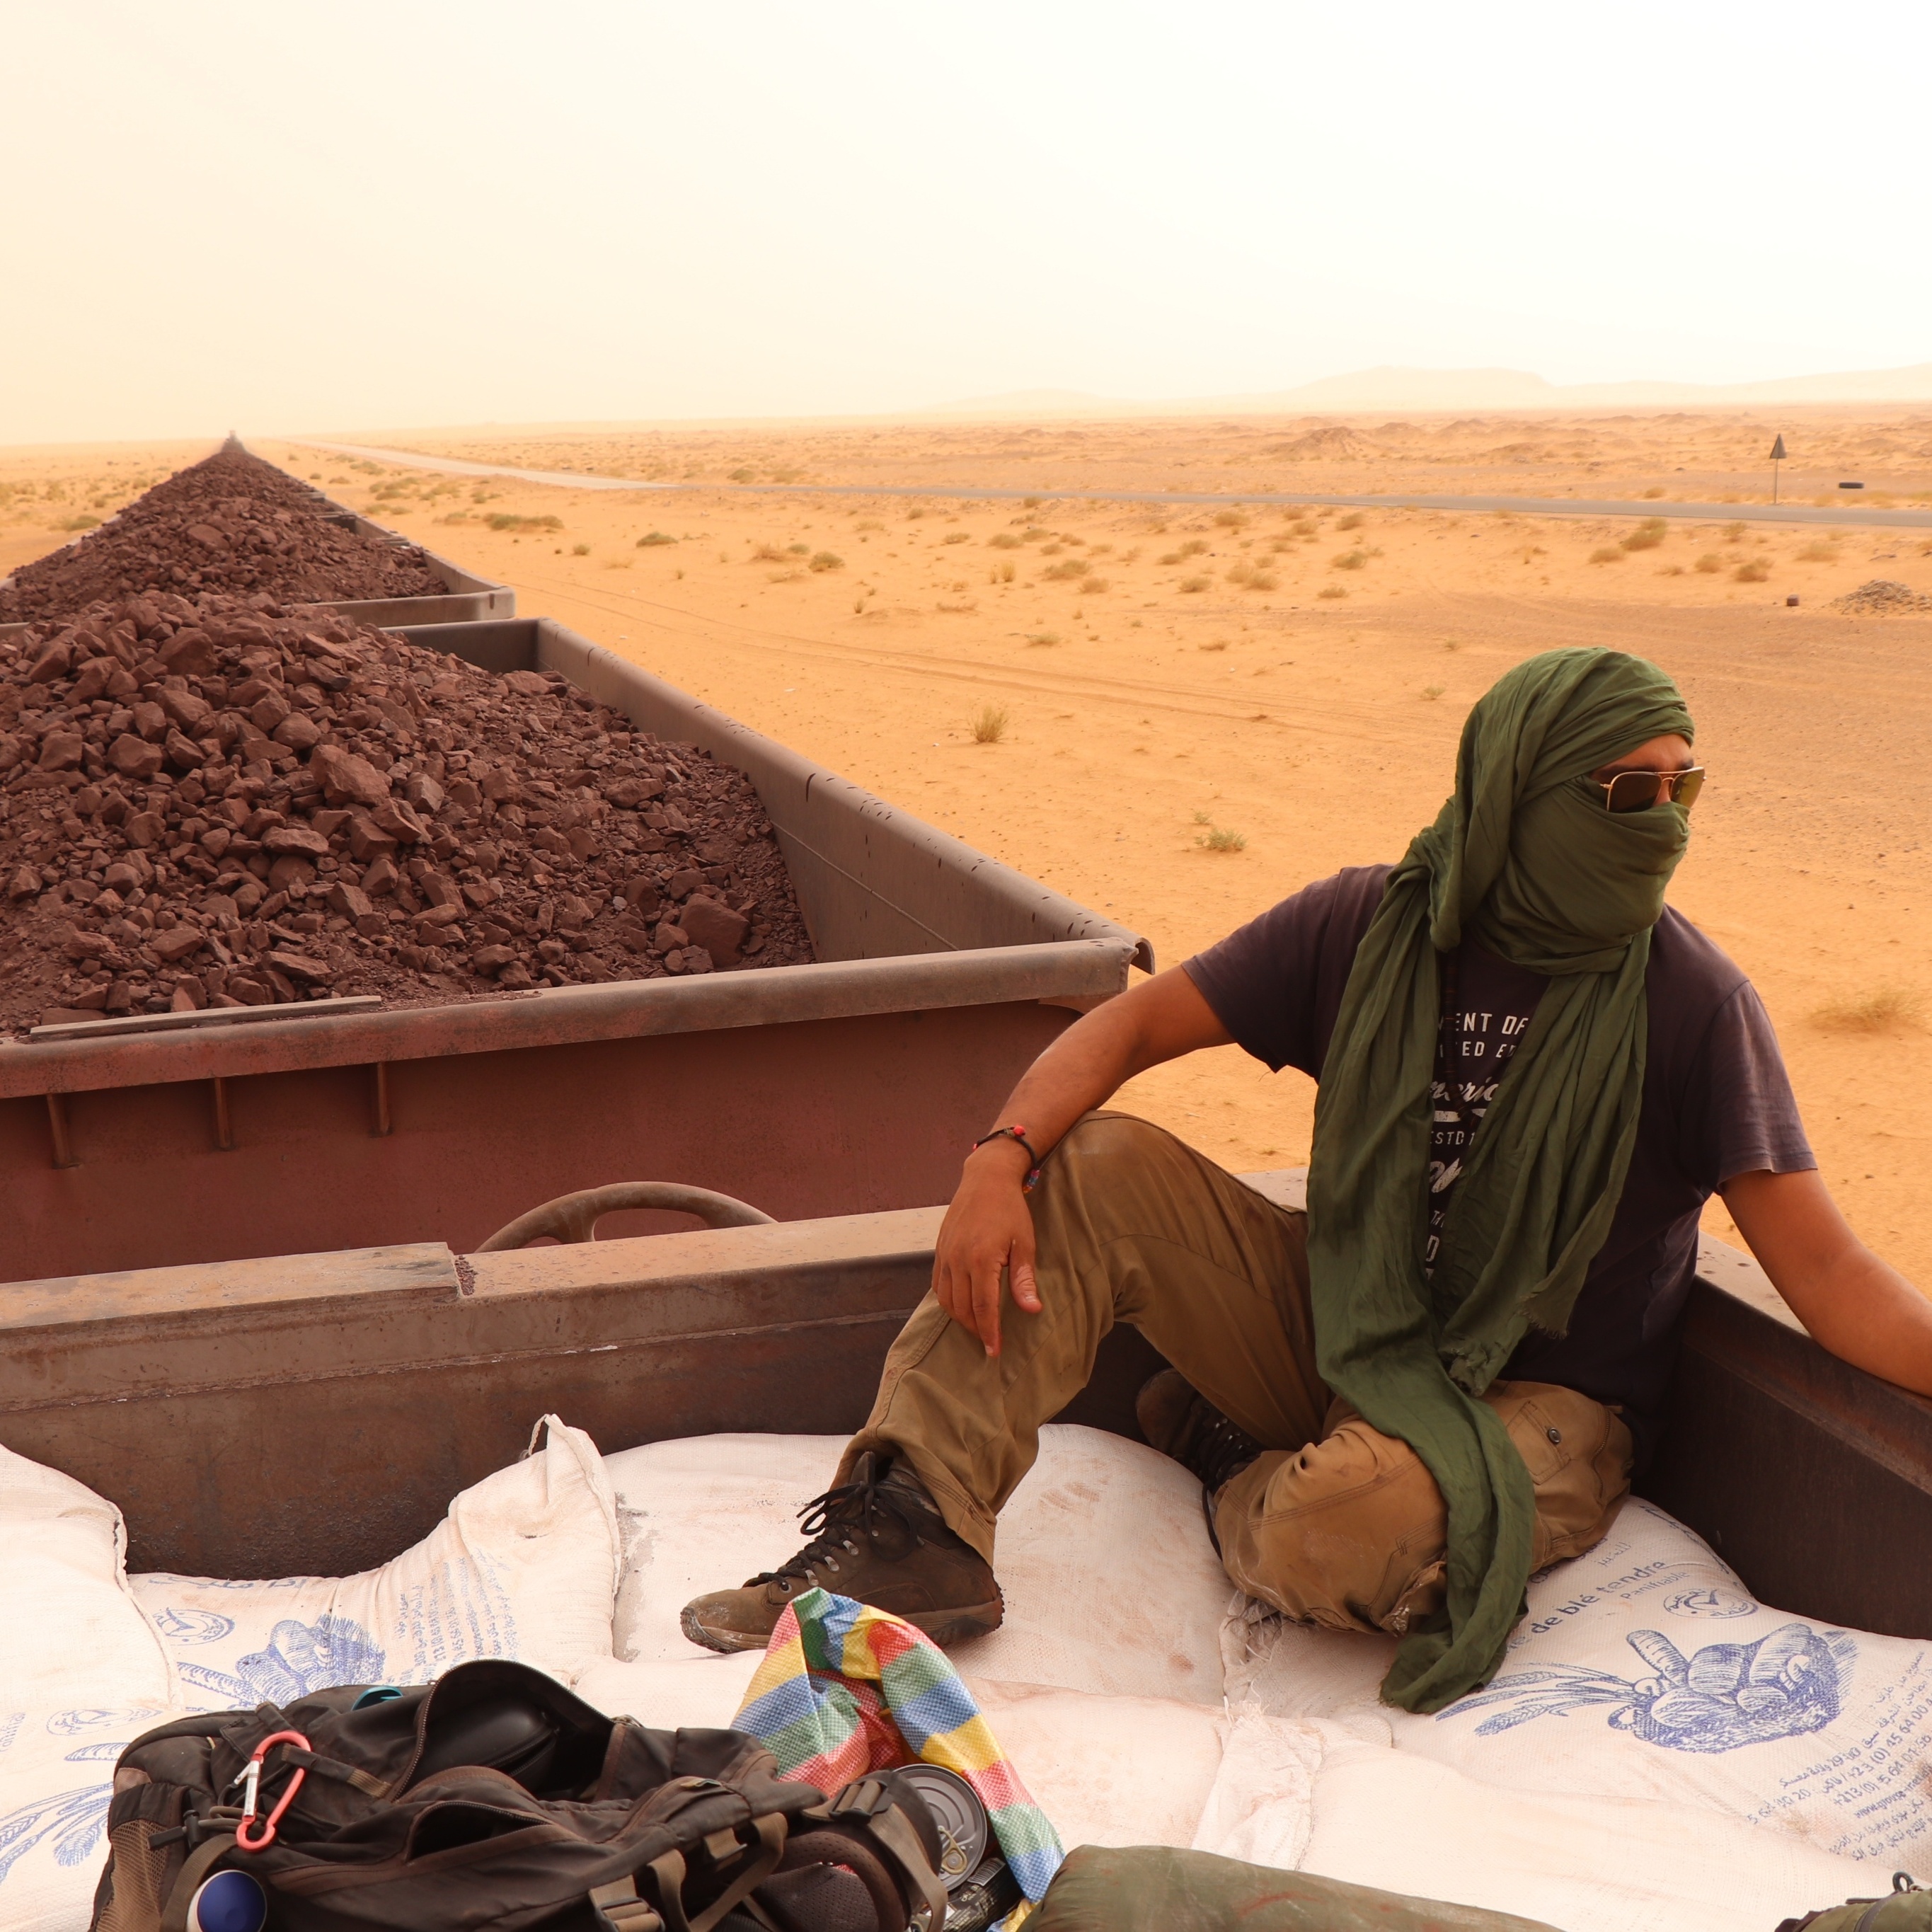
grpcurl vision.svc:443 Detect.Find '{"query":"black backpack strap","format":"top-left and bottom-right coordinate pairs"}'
top-left (282, 1747), bottom-right (391, 1799)
top-left (822, 1778), bottom-right (948, 1932)
top-left (588, 1878), bottom-right (665, 1932)
top-left (594, 1813), bottom-right (786, 1932)
top-left (158, 1834), bottom-right (234, 1932)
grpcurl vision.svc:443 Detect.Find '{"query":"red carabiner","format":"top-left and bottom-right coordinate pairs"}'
top-left (235, 1729), bottom-right (311, 1853)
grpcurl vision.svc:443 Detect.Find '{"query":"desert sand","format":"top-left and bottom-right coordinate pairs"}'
top-left (8, 412), bottom-right (1932, 1279)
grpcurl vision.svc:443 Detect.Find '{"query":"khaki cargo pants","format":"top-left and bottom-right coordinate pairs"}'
top-left (843, 1112), bottom-right (1633, 1635)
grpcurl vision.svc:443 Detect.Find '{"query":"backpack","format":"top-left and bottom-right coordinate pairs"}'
top-left (1778, 1876), bottom-right (1932, 1932)
top-left (88, 1659), bottom-right (949, 1932)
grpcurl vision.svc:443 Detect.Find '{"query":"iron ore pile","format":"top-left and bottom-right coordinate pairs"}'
top-left (0, 447), bottom-right (446, 623)
top-left (0, 592), bottom-right (815, 1033)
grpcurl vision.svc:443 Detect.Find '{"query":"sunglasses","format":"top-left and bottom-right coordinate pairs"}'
top-left (1597, 766), bottom-right (1706, 814)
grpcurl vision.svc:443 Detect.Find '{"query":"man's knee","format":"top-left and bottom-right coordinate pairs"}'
top-left (1212, 1384), bottom-right (1632, 1636)
top-left (1037, 1110), bottom-right (1185, 1193)
top-left (1484, 1380), bottom-right (1633, 1568)
top-left (1214, 1401), bottom-right (1448, 1633)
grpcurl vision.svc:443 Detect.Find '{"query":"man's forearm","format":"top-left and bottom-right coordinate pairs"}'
top-left (1724, 1168), bottom-right (1932, 1397)
top-left (973, 968), bottom-right (1236, 1162)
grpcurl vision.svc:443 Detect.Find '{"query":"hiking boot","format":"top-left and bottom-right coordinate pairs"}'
top-left (679, 1452), bottom-right (1004, 1655)
top-left (1137, 1370), bottom-right (1263, 1548)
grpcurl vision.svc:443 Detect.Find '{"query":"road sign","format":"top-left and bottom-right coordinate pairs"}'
top-left (1769, 435), bottom-right (1787, 502)
top-left (1770, 435), bottom-right (1787, 461)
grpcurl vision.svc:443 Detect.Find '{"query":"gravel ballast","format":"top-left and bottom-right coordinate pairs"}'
top-left (0, 591), bottom-right (815, 1033)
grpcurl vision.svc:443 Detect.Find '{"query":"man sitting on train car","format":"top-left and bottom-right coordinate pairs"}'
top-left (680, 647), bottom-right (1932, 1713)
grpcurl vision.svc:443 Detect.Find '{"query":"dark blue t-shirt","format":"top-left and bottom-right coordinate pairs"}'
top-left (1183, 866), bottom-right (1815, 1465)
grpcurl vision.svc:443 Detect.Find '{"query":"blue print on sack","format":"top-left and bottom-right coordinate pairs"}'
top-left (0, 1718), bottom-right (154, 1885)
top-left (1447, 1622), bottom-right (1855, 1753)
top-left (44, 1710), bottom-right (128, 1737)
top-left (0, 1784), bottom-right (113, 1882)
top-left (151, 1606), bottom-right (236, 1646)
top-left (178, 1614), bottom-right (387, 1706)
top-left (1664, 1586), bottom-right (1756, 1620)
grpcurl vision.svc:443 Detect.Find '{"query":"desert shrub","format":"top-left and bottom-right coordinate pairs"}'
top-left (989, 531), bottom-right (1023, 548)
top-left (489, 514), bottom-right (562, 532)
top-left (1621, 518), bottom-right (1668, 551)
top-left (1026, 631), bottom-right (1060, 648)
top-left (56, 514), bottom-right (99, 531)
top-left (752, 543), bottom-right (786, 561)
top-left (1180, 575), bottom-right (1212, 593)
top-left (1214, 510), bottom-right (1248, 529)
top-left (1197, 825), bottom-right (1247, 852)
top-left (1815, 985), bottom-right (1922, 1033)
top-left (1199, 640), bottom-right (1229, 652)
top-left (1318, 584), bottom-right (1348, 599)
top-left (1337, 512), bottom-right (1364, 531)
top-left (943, 531), bottom-right (970, 545)
top-left (809, 551), bottom-right (844, 572)
top-left (1331, 549), bottom-right (1371, 570)
top-left (1694, 553), bottom-right (1724, 573)
top-left (1588, 547), bottom-right (1625, 565)
top-left (1734, 559), bottom-right (1770, 582)
top-left (1422, 684), bottom-right (1446, 700)
top-left (989, 563), bottom-right (1016, 584)
top-left (970, 704), bottom-right (1009, 743)
top-left (636, 530), bottom-right (676, 547)
top-left (1044, 559), bottom-right (1090, 580)
top-left (1796, 541), bottom-right (1839, 563)
top-left (572, 543), bottom-right (590, 556)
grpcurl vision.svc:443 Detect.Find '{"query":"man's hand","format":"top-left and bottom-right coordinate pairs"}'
top-left (1723, 1167), bottom-right (1932, 1397)
top-left (930, 966), bottom-right (1234, 1356)
top-left (934, 1139), bottom-right (1040, 1357)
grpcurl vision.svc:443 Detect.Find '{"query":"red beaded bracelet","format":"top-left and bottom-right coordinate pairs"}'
top-left (972, 1125), bottom-right (1044, 1191)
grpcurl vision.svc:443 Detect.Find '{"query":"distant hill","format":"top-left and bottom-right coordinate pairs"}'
top-left (928, 362), bottom-right (1932, 418)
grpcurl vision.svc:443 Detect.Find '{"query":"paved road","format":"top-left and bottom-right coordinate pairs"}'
top-left (291, 439), bottom-right (1932, 530)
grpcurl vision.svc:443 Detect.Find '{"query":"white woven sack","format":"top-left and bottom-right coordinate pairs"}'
top-left (574, 1652), bottom-right (765, 1732)
top-left (969, 1679), bottom-right (1319, 1868)
top-left (605, 1425), bottom-right (1229, 1704)
top-left (1228, 1497), bottom-right (1932, 1878)
top-left (132, 1415), bottom-right (619, 1707)
top-left (1303, 1734), bottom-right (1886, 1932)
top-left (0, 1444), bottom-right (175, 1932)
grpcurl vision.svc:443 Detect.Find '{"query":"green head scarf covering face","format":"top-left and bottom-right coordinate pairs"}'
top-left (1305, 646), bottom-right (1693, 1715)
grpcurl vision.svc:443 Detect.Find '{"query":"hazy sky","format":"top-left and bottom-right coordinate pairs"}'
top-left (4, 1), bottom-right (1927, 443)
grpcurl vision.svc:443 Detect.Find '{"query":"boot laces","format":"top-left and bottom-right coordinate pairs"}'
top-left (749, 1473), bottom-right (931, 1589)
top-left (1190, 1403), bottom-right (1262, 1495)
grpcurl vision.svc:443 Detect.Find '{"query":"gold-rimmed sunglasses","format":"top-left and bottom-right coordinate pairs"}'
top-left (1597, 766), bottom-right (1706, 814)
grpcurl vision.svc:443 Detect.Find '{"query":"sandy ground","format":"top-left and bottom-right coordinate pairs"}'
top-left (8, 418), bottom-right (1932, 1282)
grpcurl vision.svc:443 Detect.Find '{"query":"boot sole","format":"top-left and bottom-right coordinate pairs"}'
top-left (680, 1596), bottom-right (1004, 1656)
